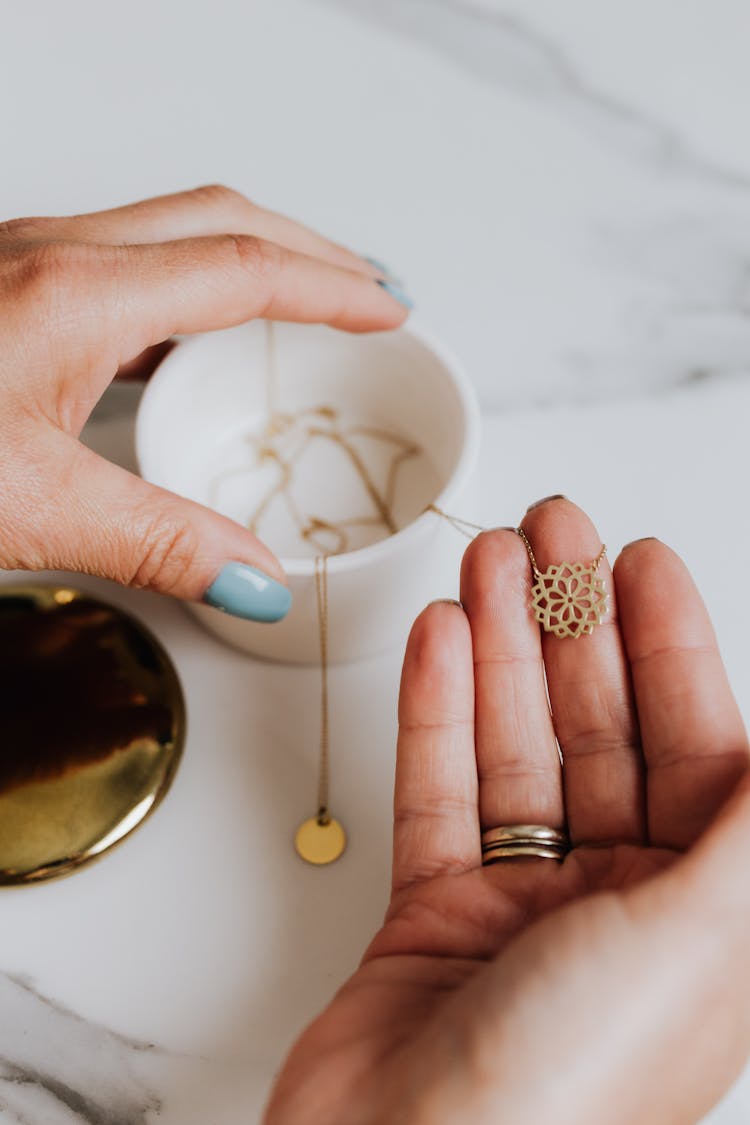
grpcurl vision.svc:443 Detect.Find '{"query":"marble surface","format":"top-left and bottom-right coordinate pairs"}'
top-left (2, 1), bottom-right (750, 1121)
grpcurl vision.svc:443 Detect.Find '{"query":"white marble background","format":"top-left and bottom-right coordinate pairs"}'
top-left (1, 1), bottom-right (750, 1121)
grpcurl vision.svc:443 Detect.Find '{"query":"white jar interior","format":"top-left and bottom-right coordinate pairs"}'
top-left (138, 322), bottom-right (469, 563)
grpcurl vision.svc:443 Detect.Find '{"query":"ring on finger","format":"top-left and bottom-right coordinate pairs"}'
top-left (481, 824), bottom-right (570, 864)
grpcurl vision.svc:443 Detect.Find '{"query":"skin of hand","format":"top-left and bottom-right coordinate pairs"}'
top-left (264, 498), bottom-right (750, 1125)
top-left (0, 185), bottom-right (407, 607)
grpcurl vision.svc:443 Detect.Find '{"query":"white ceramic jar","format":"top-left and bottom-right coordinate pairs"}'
top-left (136, 320), bottom-right (480, 663)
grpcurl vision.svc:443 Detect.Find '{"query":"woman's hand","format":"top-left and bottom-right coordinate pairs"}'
top-left (0, 185), bottom-right (409, 619)
top-left (265, 497), bottom-right (750, 1125)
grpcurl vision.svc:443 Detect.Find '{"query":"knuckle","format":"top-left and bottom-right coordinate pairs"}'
top-left (225, 232), bottom-right (281, 287)
top-left (4, 243), bottom-right (121, 340)
top-left (189, 182), bottom-right (252, 214)
top-left (129, 513), bottom-right (201, 595)
top-left (0, 215), bottom-right (54, 240)
top-left (13, 240), bottom-right (96, 295)
top-left (393, 793), bottom-right (474, 829)
top-left (392, 855), bottom-right (474, 896)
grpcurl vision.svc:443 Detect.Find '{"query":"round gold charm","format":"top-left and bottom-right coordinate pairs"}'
top-left (530, 562), bottom-right (607, 639)
top-left (295, 815), bottom-right (346, 865)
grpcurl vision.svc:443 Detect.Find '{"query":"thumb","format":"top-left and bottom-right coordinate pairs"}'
top-left (14, 438), bottom-right (291, 622)
top-left (671, 770), bottom-right (750, 932)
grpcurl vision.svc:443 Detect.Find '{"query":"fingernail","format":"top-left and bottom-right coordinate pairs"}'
top-left (203, 563), bottom-right (292, 623)
top-left (376, 279), bottom-right (414, 310)
top-left (430, 598), bottom-right (463, 608)
top-left (622, 536), bottom-right (660, 550)
top-left (526, 494), bottom-right (568, 513)
top-left (364, 256), bottom-right (402, 284)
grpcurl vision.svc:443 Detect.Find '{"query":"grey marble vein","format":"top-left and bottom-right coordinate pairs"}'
top-left (318, 0), bottom-right (750, 405)
top-left (320, 0), bottom-right (750, 192)
top-left (0, 973), bottom-right (163, 1125)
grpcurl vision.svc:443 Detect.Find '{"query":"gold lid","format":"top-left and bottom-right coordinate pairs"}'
top-left (0, 584), bottom-right (185, 885)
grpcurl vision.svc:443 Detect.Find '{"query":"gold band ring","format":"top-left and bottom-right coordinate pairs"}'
top-left (481, 824), bottom-right (570, 865)
top-left (482, 843), bottom-right (567, 863)
top-left (481, 825), bottom-right (568, 848)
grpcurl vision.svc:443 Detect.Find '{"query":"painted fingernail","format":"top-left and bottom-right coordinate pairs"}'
top-left (376, 278), bottom-right (414, 310)
top-left (364, 256), bottom-right (401, 284)
top-left (526, 494), bottom-right (568, 513)
top-left (203, 563), bottom-right (292, 622)
top-left (622, 536), bottom-right (660, 550)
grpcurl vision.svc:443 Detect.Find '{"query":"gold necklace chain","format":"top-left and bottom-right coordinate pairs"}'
top-left (295, 549), bottom-right (345, 866)
top-left (516, 526), bottom-right (606, 579)
top-left (210, 321), bottom-right (421, 558)
top-left (208, 322), bottom-right (428, 865)
top-left (314, 553), bottom-right (330, 824)
top-left (425, 503), bottom-right (485, 540)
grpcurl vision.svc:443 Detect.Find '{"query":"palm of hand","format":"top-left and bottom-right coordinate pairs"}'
top-left (371, 838), bottom-right (674, 966)
top-left (266, 501), bottom-right (750, 1125)
top-left (270, 847), bottom-right (674, 1121)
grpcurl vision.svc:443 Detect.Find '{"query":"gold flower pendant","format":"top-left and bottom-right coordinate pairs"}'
top-left (530, 561), bottom-right (608, 639)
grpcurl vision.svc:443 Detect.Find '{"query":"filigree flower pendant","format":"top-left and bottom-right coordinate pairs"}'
top-left (530, 561), bottom-right (608, 639)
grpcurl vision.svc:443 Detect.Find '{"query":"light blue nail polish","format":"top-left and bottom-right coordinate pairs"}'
top-left (204, 563), bottom-right (292, 623)
top-left (365, 256), bottom-right (401, 284)
top-left (376, 278), bottom-right (414, 310)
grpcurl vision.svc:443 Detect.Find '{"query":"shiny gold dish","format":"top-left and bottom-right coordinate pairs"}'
top-left (0, 585), bottom-right (185, 885)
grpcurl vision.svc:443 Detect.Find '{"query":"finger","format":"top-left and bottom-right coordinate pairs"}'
top-left (393, 601), bottom-right (478, 893)
top-left (520, 498), bottom-right (645, 845)
top-left (626, 775), bottom-right (750, 1111)
top-left (614, 538), bottom-right (749, 849)
top-left (116, 339), bottom-right (175, 382)
top-left (2, 184), bottom-right (383, 278)
top-left (8, 236), bottom-right (409, 413)
top-left (7, 428), bottom-right (291, 618)
top-left (459, 529), bottom-right (564, 832)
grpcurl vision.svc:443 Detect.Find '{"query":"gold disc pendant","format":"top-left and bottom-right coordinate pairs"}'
top-left (530, 561), bottom-right (608, 639)
top-left (295, 815), bottom-right (346, 865)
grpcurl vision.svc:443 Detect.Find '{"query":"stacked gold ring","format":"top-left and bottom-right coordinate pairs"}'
top-left (481, 824), bottom-right (570, 864)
